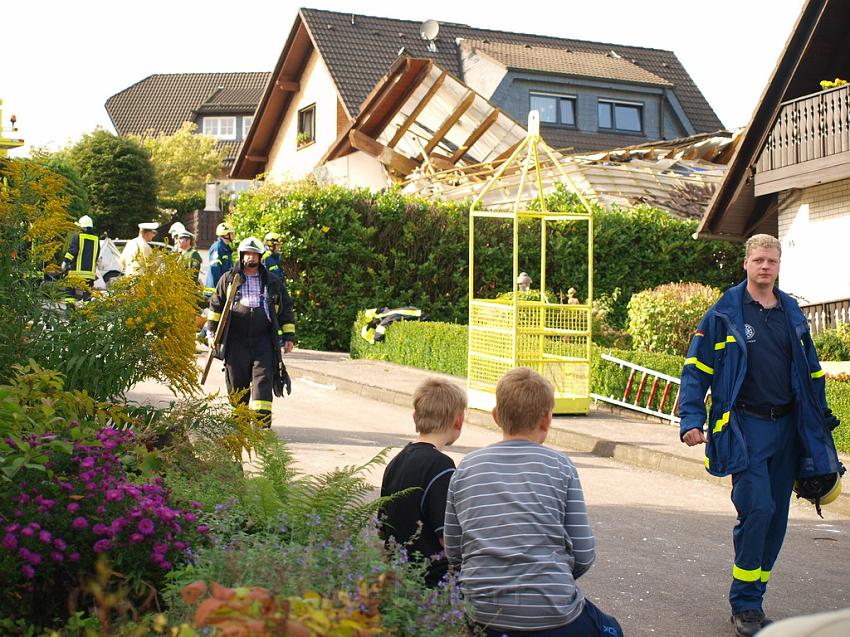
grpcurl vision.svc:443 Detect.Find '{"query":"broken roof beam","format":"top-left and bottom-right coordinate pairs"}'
top-left (348, 129), bottom-right (419, 176)
top-left (387, 70), bottom-right (447, 148)
top-left (422, 90), bottom-right (476, 157)
top-left (450, 107), bottom-right (500, 164)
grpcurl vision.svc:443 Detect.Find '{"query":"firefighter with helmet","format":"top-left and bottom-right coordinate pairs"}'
top-left (204, 222), bottom-right (235, 295)
top-left (206, 236), bottom-right (295, 426)
top-left (262, 231), bottom-right (283, 282)
top-left (62, 215), bottom-right (100, 285)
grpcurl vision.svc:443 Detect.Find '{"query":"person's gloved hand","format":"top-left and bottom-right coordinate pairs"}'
top-left (282, 370), bottom-right (292, 395)
top-left (824, 407), bottom-right (841, 431)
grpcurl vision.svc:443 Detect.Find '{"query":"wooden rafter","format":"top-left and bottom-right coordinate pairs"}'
top-left (450, 107), bottom-right (500, 164)
top-left (348, 130), bottom-right (419, 176)
top-left (387, 71), bottom-right (447, 148)
top-left (422, 90), bottom-right (476, 157)
top-left (275, 79), bottom-right (299, 92)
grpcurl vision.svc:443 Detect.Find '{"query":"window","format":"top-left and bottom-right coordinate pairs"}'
top-left (530, 92), bottom-right (576, 126)
top-left (201, 116), bottom-right (236, 140)
top-left (242, 116), bottom-right (254, 139)
top-left (297, 104), bottom-right (316, 147)
top-left (597, 100), bottom-right (643, 132)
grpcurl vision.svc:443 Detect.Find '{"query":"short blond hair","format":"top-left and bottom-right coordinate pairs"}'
top-left (745, 234), bottom-right (781, 257)
top-left (413, 379), bottom-right (467, 434)
top-left (494, 367), bottom-right (555, 435)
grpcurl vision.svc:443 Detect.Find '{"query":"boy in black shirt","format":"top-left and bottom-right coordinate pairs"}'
top-left (380, 378), bottom-right (466, 587)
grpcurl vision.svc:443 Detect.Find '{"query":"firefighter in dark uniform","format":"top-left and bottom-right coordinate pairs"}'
top-left (62, 214), bottom-right (100, 299)
top-left (206, 236), bottom-right (295, 426)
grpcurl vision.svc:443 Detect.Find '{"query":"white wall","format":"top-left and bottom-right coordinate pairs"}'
top-left (316, 151), bottom-right (388, 190)
top-left (778, 179), bottom-right (850, 304)
top-left (266, 49), bottom-right (341, 181)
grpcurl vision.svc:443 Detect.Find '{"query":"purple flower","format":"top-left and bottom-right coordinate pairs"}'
top-left (5, 524), bottom-right (20, 533)
top-left (184, 512), bottom-right (197, 523)
top-left (197, 525), bottom-right (209, 534)
top-left (20, 527), bottom-right (34, 538)
top-left (158, 560), bottom-right (172, 570)
top-left (38, 530), bottom-right (52, 544)
top-left (106, 489), bottom-right (123, 502)
top-left (68, 552), bottom-right (80, 562)
top-left (53, 538), bottom-right (66, 551)
top-left (92, 523), bottom-right (109, 536)
top-left (138, 519), bottom-right (155, 535)
top-left (93, 539), bottom-right (112, 553)
top-left (191, 501), bottom-right (202, 509)
top-left (80, 457), bottom-right (95, 469)
top-left (21, 564), bottom-right (35, 579)
top-left (72, 517), bottom-right (88, 530)
top-left (51, 551), bottom-right (64, 562)
top-left (129, 533), bottom-right (144, 544)
top-left (2, 534), bottom-right (17, 550)
top-left (67, 502), bottom-right (80, 512)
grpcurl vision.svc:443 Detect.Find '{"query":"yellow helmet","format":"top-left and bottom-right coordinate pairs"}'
top-left (216, 222), bottom-right (234, 237)
top-left (264, 231), bottom-right (281, 243)
top-left (794, 467), bottom-right (844, 516)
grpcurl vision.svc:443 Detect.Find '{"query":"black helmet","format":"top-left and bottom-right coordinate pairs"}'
top-left (793, 464), bottom-right (845, 517)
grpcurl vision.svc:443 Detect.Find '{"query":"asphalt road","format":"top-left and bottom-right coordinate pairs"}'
top-left (128, 363), bottom-right (850, 637)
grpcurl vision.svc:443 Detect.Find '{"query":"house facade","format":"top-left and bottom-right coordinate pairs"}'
top-left (105, 72), bottom-right (270, 173)
top-left (232, 8), bottom-right (722, 185)
top-left (697, 0), bottom-right (850, 324)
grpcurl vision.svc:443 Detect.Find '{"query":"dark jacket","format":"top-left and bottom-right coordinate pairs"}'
top-left (679, 280), bottom-right (840, 479)
top-left (63, 231), bottom-right (100, 280)
top-left (204, 237), bottom-right (233, 293)
top-left (206, 263), bottom-right (295, 358)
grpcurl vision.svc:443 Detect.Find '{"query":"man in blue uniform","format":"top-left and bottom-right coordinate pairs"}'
top-left (204, 222), bottom-right (235, 296)
top-left (261, 231), bottom-right (283, 282)
top-left (679, 234), bottom-right (843, 637)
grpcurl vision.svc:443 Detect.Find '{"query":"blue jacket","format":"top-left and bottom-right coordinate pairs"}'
top-left (261, 250), bottom-right (283, 282)
top-left (204, 237), bottom-right (233, 293)
top-left (679, 280), bottom-right (840, 479)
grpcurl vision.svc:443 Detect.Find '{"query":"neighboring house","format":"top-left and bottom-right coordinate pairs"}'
top-left (232, 8), bottom-right (722, 184)
top-left (697, 0), bottom-right (850, 328)
top-left (105, 72), bottom-right (270, 172)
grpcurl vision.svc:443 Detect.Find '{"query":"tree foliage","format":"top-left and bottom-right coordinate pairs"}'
top-left (133, 122), bottom-right (224, 200)
top-left (63, 129), bottom-right (157, 238)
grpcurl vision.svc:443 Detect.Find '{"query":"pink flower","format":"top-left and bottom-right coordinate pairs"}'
top-left (184, 512), bottom-right (197, 523)
top-left (138, 518), bottom-right (155, 535)
top-left (53, 538), bottom-right (66, 551)
top-left (51, 551), bottom-right (64, 562)
top-left (38, 530), bottom-right (52, 544)
top-left (21, 564), bottom-right (35, 579)
top-left (106, 489), bottom-right (123, 502)
top-left (92, 523), bottom-right (109, 536)
top-left (197, 525), bottom-right (210, 534)
top-left (20, 527), bottom-right (34, 538)
top-left (67, 502), bottom-right (80, 512)
top-left (72, 517), bottom-right (88, 530)
top-left (93, 539), bottom-right (112, 553)
top-left (2, 534), bottom-right (17, 550)
top-left (129, 533), bottom-right (145, 544)
top-left (80, 457), bottom-right (95, 469)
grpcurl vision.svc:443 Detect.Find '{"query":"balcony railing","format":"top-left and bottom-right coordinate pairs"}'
top-left (758, 84), bottom-right (850, 173)
top-left (800, 298), bottom-right (850, 335)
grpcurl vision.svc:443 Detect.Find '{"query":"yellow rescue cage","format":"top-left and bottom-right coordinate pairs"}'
top-left (467, 112), bottom-right (594, 414)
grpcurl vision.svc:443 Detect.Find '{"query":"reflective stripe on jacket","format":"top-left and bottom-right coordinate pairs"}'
top-left (678, 280), bottom-right (840, 478)
top-left (64, 232), bottom-right (100, 279)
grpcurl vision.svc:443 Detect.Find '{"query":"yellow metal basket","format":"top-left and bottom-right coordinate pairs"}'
top-left (467, 112), bottom-right (593, 414)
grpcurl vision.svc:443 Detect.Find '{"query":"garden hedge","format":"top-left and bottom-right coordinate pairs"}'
top-left (230, 183), bottom-right (742, 351)
top-left (350, 317), bottom-right (850, 454)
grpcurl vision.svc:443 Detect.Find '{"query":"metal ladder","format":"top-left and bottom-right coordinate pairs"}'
top-left (590, 353), bottom-right (683, 423)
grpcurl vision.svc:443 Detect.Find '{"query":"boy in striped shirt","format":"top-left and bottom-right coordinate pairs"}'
top-left (445, 368), bottom-right (623, 637)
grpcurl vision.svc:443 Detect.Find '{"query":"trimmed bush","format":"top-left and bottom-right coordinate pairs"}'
top-left (627, 282), bottom-right (721, 356)
top-left (350, 311), bottom-right (467, 377)
top-left (229, 183), bottom-right (741, 351)
top-left (814, 323), bottom-right (850, 361)
top-left (826, 373), bottom-right (850, 454)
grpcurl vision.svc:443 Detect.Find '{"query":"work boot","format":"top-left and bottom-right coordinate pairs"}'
top-left (731, 610), bottom-right (765, 636)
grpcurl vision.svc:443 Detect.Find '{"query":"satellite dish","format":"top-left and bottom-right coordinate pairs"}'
top-left (420, 19), bottom-right (440, 42)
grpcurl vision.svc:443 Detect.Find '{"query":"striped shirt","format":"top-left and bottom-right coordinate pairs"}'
top-left (444, 440), bottom-right (595, 631)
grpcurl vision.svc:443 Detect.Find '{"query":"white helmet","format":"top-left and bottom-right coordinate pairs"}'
top-left (169, 221), bottom-right (186, 236)
top-left (77, 215), bottom-right (94, 229)
top-left (238, 236), bottom-right (265, 255)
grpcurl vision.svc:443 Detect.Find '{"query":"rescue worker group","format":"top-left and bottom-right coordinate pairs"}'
top-left (61, 222), bottom-right (846, 637)
top-left (61, 216), bottom-right (294, 428)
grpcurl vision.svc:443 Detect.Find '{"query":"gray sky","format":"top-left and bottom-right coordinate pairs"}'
top-left (2, 0), bottom-right (806, 156)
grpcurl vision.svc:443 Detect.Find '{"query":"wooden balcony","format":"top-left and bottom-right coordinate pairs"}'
top-left (755, 84), bottom-right (850, 196)
top-left (800, 297), bottom-right (850, 336)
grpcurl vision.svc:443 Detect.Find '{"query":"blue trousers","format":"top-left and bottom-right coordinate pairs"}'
top-left (729, 412), bottom-right (797, 612)
top-left (478, 599), bottom-right (624, 637)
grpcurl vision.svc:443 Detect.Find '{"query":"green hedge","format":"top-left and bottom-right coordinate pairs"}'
top-left (349, 316), bottom-right (850, 454)
top-left (229, 183), bottom-right (741, 351)
top-left (350, 312), bottom-right (467, 377)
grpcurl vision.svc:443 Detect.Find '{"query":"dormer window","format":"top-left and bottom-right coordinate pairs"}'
top-left (530, 92), bottom-right (576, 127)
top-left (202, 116), bottom-right (236, 140)
top-left (597, 99), bottom-right (642, 133)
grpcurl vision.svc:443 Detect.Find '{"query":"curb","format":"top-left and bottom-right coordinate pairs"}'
top-left (287, 363), bottom-right (850, 518)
